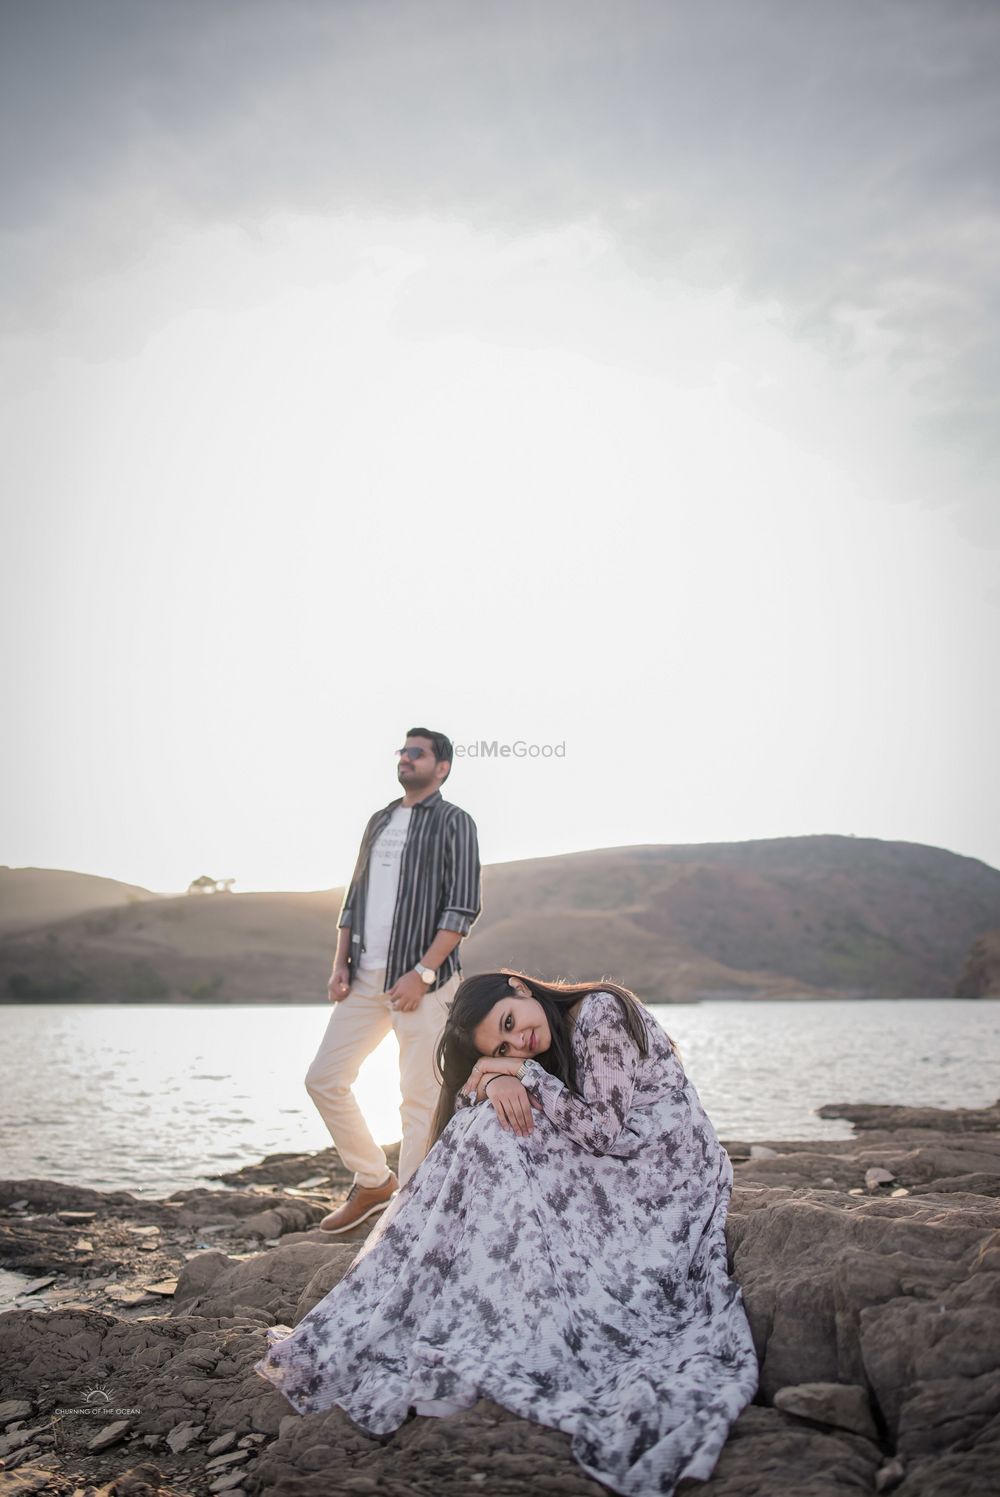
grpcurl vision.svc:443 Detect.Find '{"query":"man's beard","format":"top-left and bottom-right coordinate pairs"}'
top-left (399, 766), bottom-right (433, 790)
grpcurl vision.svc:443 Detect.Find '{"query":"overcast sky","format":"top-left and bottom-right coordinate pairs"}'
top-left (1, 0), bottom-right (998, 893)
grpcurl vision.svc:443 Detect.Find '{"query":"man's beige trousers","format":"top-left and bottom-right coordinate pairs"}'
top-left (305, 964), bottom-right (460, 1188)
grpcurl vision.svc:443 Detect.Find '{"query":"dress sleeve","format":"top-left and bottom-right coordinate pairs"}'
top-left (518, 990), bottom-right (646, 1156)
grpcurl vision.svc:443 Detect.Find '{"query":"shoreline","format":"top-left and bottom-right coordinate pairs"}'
top-left (2, 1099), bottom-right (999, 1494)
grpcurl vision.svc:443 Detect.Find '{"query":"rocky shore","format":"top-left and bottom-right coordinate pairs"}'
top-left (2, 1102), bottom-right (999, 1496)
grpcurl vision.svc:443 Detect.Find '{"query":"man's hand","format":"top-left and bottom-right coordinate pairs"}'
top-left (388, 969), bottom-right (427, 1012)
top-left (327, 964), bottom-right (351, 1003)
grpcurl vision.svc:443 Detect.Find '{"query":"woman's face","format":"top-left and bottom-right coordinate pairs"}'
top-left (472, 980), bottom-right (551, 1060)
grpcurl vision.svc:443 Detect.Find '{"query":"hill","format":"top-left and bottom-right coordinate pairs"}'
top-left (1, 835), bottom-right (998, 1003)
top-left (0, 866), bottom-right (159, 937)
top-left (468, 835), bottom-right (1000, 999)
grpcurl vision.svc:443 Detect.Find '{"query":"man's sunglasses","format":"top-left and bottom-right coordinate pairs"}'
top-left (395, 746), bottom-right (433, 761)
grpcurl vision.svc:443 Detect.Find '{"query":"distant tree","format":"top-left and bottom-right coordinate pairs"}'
top-left (186, 875), bottom-right (235, 895)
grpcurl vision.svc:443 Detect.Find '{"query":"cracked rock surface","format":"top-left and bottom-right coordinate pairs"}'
top-left (2, 1118), bottom-right (998, 1495)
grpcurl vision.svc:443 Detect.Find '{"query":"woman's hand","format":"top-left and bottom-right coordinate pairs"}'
top-left (483, 1075), bottom-right (534, 1136)
top-left (460, 1056), bottom-right (523, 1102)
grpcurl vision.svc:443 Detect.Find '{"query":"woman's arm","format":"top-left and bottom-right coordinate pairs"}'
top-left (518, 990), bottom-right (645, 1156)
top-left (453, 1056), bottom-right (522, 1110)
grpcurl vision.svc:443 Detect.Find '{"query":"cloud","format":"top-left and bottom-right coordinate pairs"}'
top-left (1, 0), bottom-right (998, 534)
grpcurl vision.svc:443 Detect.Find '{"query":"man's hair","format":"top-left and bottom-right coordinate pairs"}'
top-left (407, 726), bottom-right (453, 781)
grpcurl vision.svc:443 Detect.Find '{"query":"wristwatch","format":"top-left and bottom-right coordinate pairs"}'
top-left (415, 962), bottom-right (437, 985)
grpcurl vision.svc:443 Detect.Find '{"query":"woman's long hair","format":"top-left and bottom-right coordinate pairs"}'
top-left (429, 970), bottom-right (656, 1146)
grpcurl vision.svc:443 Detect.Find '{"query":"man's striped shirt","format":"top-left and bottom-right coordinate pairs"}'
top-left (337, 790), bottom-right (482, 993)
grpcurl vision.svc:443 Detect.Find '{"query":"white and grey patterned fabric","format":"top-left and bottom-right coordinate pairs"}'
top-left (254, 990), bottom-right (759, 1495)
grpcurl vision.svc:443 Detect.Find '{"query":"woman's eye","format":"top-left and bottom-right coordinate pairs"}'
top-left (494, 1011), bottom-right (513, 1056)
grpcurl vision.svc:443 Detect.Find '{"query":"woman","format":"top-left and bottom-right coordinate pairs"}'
top-left (254, 972), bottom-right (758, 1496)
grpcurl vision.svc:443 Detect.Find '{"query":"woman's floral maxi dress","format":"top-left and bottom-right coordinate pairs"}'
top-left (255, 990), bottom-right (758, 1495)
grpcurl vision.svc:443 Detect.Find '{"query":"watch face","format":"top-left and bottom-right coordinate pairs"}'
top-left (420, 967), bottom-right (435, 983)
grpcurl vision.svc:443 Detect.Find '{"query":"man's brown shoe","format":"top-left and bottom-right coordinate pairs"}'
top-left (320, 1172), bottom-right (398, 1233)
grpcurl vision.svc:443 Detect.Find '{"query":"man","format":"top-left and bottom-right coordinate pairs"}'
top-left (307, 726), bottom-right (482, 1233)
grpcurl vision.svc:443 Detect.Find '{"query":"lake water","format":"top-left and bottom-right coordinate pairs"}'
top-left (1, 1001), bottom-right (997, 1196)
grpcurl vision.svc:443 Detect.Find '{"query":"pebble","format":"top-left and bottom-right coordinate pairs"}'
top-left (7, 1424), bottom-right (51, 1450)
top-left (205, 1449), bottom-right (250, 1471)
top-left (876, 1456), bottom-right (906, 1491)
top-left (87, 1419), bottom-right (131, 1452)
top-left (205, 1431), bottom-right (238, 1456)
top-left (165, 1421), bottom-right (204, 1454)
top-left (773, 1381), bottom-right (876, 1440)
top-left (0, 1425), bottom-right (51, 1461)
top-left (105, 1287), bottom-right (157, 1306)
top-left (0, 1429), bottom-right (31, 1458)
top-left (865, 1167), bottom-right (896, 1189)
top-left (208, 1473), bottom-right (249, 1493)
top-left (0, 1468), bottom-right (53, 1494)
top-left (0, 1402), bottom-right (33, 1427)
top-left (1, 1444), bottom-right (41, 1469)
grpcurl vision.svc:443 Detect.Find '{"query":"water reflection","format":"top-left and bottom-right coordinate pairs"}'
top-left (0, 1000), bottom-right (996, 1195)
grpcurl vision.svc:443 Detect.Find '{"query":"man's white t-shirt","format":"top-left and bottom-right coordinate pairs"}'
top-left (358, 804), bottom-right (413, 972)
